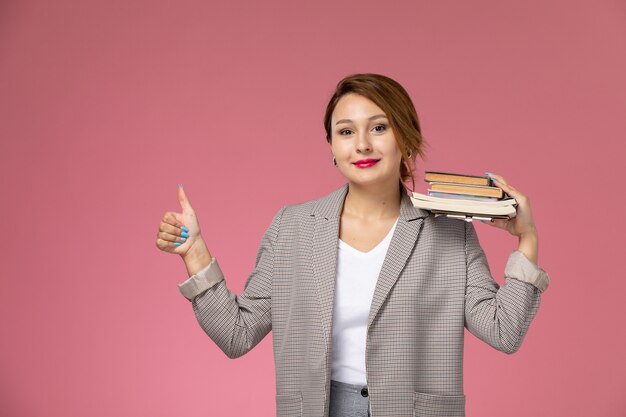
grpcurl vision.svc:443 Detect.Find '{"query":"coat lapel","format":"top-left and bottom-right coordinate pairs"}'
top-left (368, 195), bottom-right (428, 328)
top-left (311, 184), bottom-right (430, 347)
top-left (311, 184), bottom-right (347, 348)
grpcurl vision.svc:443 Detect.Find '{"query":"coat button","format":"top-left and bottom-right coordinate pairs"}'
top-left (361, 387), bottom-right (368, 397)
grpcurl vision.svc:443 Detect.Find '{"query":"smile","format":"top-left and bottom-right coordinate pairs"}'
top-left (353, 159), bottom-right (380, 168)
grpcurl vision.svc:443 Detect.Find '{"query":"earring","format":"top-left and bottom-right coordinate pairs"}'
top-left (406, 149), bottom-right (413, 159)
top-left (333, 156), bottom-right (337, 166)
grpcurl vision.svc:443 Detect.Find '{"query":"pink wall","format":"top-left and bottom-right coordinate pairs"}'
top-left (1, 0), bottom-right (625, 416)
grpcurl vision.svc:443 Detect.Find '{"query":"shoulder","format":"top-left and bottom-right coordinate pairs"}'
top-left (260, 188), bottom-right (343, 248)
top-left (280, 198), bottom-right (316, 220)
top-left (262, 185), bottom-right (346, 243)
top-left (275, 184), bottom-right (348, 223)
top-left (427, 214), bottom-right (468, 230)
top-left (422, 214), bottom-right (471, 243)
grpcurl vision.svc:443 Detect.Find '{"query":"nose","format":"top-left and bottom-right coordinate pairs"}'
top-left (355, 130), bottom-right (372, 153)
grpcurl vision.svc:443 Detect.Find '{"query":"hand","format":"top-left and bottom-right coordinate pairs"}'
top-left (155, 185), bottom-right (204, 257)
top-left (482, 173), bottom-right (537, 239)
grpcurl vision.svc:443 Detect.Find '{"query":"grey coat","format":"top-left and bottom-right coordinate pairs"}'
top-left (178, 184), bottom-right (550, 417)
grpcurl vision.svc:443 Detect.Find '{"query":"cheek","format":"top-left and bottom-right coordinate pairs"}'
top-left (389, 149), bottom-right (404, 171)
top-left (385, 142), bottom-right (403, 161)
top-left (331, 141), bottom-right (350, 157)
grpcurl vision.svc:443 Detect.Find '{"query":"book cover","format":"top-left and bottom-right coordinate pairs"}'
top-left (427, 191), bottom-right (500, 202)
top-left (411, 191), bottom-right (517, 218)
top-left (429, 182), bottom-right (504, 198)
top-left (424, 171), bottom-right (492, 186)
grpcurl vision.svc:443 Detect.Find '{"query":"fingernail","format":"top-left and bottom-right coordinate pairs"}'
top-left (173, 242), bottom-right (181, 246)
top-left (181, 231), bottom-right (189, 238)
top-left (484, 172), bottom-right (493, 176)
top-left (180, 226), bottom-right (189, 232)
top-left (178, 183), bottom-right (184, 189)
top-left (180, 237), bottom-right (186, 242)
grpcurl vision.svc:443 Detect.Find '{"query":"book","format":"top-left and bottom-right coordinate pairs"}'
top-left (424, 171), bottom-right (492, 186)
top-left (413, 170), bottom-right (517, 221)
top-left (411, 191), bottom-right (517, 219)
top-left (427, 191), bottom-right (499, 202)
top-left (416, 192), bottom-right (513, 206)
top-left (428, 182), bottom-right (504, 199)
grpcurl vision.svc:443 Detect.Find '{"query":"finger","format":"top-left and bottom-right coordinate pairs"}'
top-left (158, 230), bottom-right (188, 244)
top-left (178, 184), bottom-right (193, 211)
top-left (156, 237), bottom-right (184, 251)
top-left (496, 180), bottom-right (524, 198)
top-left (163, 212), bottom-right (184, 228)
top-left (492, 180), bottom-right (522, 199)
top-left (485, 173), bottom-right (521, 199)
top-left (172, 212), bottom-right (184, 225)
top-left (485, 172), bottom-right (508, 186)
top-left (490, 218), bottom-right (509, 229)
top-left (480, 218), bottom-right (508, 229)
top-left (159, 221), bottom-right (186, 236)
top-left (490, 177), bottom-right (509, 189)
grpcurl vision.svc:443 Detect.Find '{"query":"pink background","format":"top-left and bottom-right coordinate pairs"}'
top-left (1, 0), bottom-right (625, 416)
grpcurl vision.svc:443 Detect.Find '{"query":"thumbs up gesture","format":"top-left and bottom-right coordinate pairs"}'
top-left (155, 184), bottom-right (204, 257)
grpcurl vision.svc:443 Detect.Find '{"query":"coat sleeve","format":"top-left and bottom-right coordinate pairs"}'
top-left (463, 221), bottom-right (550, 354)
top-left (177, 206), bottom-right (286, 359)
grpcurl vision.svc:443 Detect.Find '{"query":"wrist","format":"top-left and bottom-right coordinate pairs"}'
top-left (181, 237), bottom-right (213, 276)
top-left (518, 226), bottom-right (537, 240)
top-left (517, 231), bottom-right (538, 264)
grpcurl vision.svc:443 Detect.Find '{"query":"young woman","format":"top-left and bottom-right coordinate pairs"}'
top-left (155, 73), bottom-right (549, 417)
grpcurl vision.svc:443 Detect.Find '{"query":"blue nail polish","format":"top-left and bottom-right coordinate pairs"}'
top-left (181, 231), bottom-right (189, 238)
top-left (485, 172), bottom-right (493, 176)
top-left (180, 237), bottom-right (186, 242)
top-left (173, 242), bottom-right (181, 246)
top-left (181, 226), bottom-right (189, 232)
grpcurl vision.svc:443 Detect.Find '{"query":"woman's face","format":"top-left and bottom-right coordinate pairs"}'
top-left (329, 93), bottom-right (402, 189)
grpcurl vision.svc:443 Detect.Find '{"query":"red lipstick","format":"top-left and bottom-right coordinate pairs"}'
top-left (353, 158), bottom-right (380, 168)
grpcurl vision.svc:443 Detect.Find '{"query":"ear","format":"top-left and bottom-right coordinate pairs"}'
top-left (405, 154), bottom-right (415, 169)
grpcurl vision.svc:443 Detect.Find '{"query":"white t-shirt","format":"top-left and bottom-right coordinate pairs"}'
top-left (330, 218), bottom-right (399, 385)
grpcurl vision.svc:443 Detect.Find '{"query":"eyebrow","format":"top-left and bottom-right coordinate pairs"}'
top-left (335, 114), bottom-right (388, 125)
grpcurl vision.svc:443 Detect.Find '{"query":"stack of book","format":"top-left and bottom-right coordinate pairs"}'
top-left (410, 171), bottom-right (518, 221)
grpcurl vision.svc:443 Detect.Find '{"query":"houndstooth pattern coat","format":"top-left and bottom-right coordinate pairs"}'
top-left (178, 183), bottom-right (550, 417)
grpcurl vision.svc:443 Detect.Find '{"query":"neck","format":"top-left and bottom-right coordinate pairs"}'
top-left (342, 181), bottom-right (403, 221)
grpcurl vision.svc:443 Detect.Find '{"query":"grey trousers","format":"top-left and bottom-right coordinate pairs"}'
top-left (328, 379), bottom-right (371, 417)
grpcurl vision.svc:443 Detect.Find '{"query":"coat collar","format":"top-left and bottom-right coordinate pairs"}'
top-left (310, 183), bottom-right (430, 221)
top-left (311, 183), bottom-right (430, 359)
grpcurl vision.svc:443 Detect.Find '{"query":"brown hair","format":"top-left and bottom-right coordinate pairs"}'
top-left (323, 73), bottom-right (427, 191)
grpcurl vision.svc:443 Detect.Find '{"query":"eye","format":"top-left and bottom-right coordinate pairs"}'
top-left (372, 124), bottom-right (387, 133)
top-left (339, 129), bottom-right (353, 136)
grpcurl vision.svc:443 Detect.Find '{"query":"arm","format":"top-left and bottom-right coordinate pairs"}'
top-left (464, 221), bottom-right (550, 354)
top-left (177, 207), bottom-right (285, 359)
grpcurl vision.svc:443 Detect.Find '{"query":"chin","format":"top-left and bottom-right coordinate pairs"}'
top-left (345, 175), bottom-right (397, 189)
top-left (339, 164), bottom-right (401, 186)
